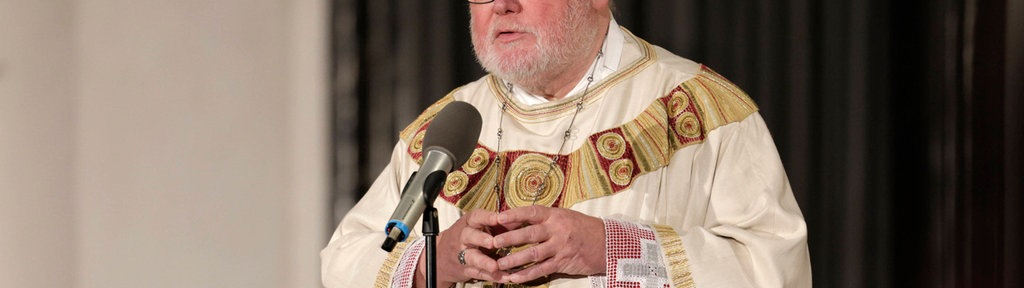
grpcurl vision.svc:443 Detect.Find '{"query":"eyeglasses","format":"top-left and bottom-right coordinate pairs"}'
top-left (466, 0), bottom-right (496, 4)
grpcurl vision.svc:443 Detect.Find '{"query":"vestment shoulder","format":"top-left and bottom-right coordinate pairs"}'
top-left (399, 91), bottom-right (457, 144)
top-left (676, 66), bottom-right (759, 134)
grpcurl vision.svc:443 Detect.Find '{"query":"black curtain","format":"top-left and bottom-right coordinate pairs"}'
top-left (330, 0), bottom-right (1023, 287)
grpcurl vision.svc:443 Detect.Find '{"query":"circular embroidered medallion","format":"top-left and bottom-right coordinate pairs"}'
top-left (596, 132), bottom-right (627, 160)
top-left (505, 154), bottom-right (563, 208)
top-left (411, 129), bottom-right (426, 155)
top-left (609, 159), bottom-right (635, 186)
top-left (668, 91), bottom-right (691, 117)
top-left (676, 112), bottom-right (702, 139)
top-left (444, 171), bottom-right (469, 197)
top-left (463, 148), bottom-right (490, 175)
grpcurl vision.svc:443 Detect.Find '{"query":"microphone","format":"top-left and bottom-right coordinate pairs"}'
top-left (381, 101), bottom-right (482, 252)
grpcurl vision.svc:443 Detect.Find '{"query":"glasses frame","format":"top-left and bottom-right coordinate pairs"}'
top-left (467, 0), bottom-right (496, 4)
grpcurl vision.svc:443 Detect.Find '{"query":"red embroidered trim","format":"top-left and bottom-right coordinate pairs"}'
top-left (604, 219), bottom-right (670, 288)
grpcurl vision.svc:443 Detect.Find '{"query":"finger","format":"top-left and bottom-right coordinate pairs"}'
top-left (493, 223), bottom-right (550, 249)
top-left (463, 209), bottom-right (500, 229)
top-left (462, 266), bottom-right (508, 283)
top-left (465, 248), bottom-right (501, 273)
top-left (497, 242), bottom-right (555, 271)
top-left (462, 249), bottom-right (508, 283)
top-left (497, 206), bottom-right (549, 226)
top-left (460, 226), bottom-right (497, 249)
top-left (505, 258), bottom-right (559, 284)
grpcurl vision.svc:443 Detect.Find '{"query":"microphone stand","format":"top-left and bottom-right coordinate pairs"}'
top-left (421, 170), bottom-right (447, 288)
top-left (423, 204), bottom-right (439, 288)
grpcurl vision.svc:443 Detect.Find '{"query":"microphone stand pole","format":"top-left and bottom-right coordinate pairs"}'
top-left (421, 168), bottom-right (449, 288)
top-left (423, 201), bottom-right (439, 288)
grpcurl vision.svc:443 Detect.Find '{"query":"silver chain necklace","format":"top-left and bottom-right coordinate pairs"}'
top-left (489, 49), bottom-right (604, 288)
top-left (492, 49), bottom-right (604, 208)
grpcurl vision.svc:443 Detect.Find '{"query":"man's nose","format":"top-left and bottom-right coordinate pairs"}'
top-left (492, 0), bottom-right (522, 15)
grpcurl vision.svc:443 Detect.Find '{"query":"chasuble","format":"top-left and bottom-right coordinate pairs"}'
top-left (322, 26), bottom-right (812, 288)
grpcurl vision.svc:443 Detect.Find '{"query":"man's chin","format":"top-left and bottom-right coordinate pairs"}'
top-left (490, 62), bottom-right (540, 79)
top-left (482, 59), bottom-right (539, 77)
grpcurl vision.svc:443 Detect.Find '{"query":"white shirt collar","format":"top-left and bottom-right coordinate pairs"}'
top-left (511, 17), bottom-right (624, 105)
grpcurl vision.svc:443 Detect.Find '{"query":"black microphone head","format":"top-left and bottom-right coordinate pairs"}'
top-left (422, 101), bottom-right (482, 170)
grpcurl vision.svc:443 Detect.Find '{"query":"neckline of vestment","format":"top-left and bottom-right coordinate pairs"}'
top-left (486, 26), bottom-right (658, 124)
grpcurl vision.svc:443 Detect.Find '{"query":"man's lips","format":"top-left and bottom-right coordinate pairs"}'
top-left (495, 31), bottom-right (526, 42)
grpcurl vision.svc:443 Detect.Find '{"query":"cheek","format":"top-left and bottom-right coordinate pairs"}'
top-left (470, 25), bottom-right (489, 45)
top-left (469, 11), bottom-right (490, 35)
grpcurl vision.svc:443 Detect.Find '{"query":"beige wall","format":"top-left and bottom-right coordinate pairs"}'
top-left (0, 1), bottom-right (77, 287)
top-left (1, 0), bottom-right (327, 287)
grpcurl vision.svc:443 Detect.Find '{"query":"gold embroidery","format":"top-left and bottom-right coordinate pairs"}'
top-left (622, 107), bottom-right (671, 172)
top-left (464, 148), bottom-right (490, 175)
top-left (444, 171), bottom-right (469, 197)
top-left (608, 159), bottom-right (634, 186)
top-left (410, 129), bottom-right (426, 155)
top-left (455, 164), bottom-right (503, 211)
top-left (597, 132), bottom-right (627, 160)
top-left (669, 91), bottom-right (691, 117)
top-left (420, 66), bottom-right (758, 211)
top-left (653, 225), bottom-right (695, 288)
top-left (685, 68), bottom-right (758, 134)
top-left (676, 112), bottom-right (701, 139)
top-left (506, 154), bottom-right (563, 208)
top-left (560, 148), bottom-right (615, 208)
top-left (374, 237), bottom-right (416, 288)
top-left (399, 93), bottom-right (456, 143)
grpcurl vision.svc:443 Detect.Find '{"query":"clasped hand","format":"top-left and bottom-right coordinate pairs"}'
top-left (419, 206), bottom-right (606, 287)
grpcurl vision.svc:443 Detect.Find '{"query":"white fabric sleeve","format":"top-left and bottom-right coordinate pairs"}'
top-left (321, 143), bottom-right (423, 288)
top-left (676, 114), bottom-right (811, 287)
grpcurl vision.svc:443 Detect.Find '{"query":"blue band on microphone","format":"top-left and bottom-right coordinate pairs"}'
top-left (385, 220), bottom-right (410, 242)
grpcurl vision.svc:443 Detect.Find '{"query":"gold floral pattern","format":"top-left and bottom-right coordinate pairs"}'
top-left (597, 132), bottom-right (627, 160)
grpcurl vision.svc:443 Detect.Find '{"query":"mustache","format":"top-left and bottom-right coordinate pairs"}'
top-left (487, 21), bottom-right (536, 39)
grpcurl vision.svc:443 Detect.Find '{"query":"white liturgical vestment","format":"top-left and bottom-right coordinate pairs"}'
top-left (322, 25), bottom-right (812, 288)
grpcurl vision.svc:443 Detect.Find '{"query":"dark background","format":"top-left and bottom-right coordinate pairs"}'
top-left (329, 0), bottom-right (1023, 287)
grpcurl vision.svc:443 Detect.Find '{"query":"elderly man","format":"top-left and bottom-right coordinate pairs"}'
top-left (321, 0), bottom-right (812, 287)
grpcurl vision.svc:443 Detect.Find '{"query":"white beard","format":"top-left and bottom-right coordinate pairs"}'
top-left (471, 0), bottom-right (602, 92)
